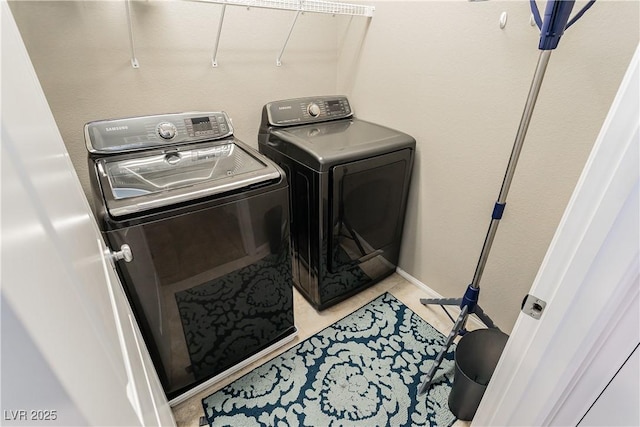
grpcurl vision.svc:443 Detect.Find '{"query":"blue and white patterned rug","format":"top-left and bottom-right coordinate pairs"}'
top-left (201, 292), bottom-right (457, 426)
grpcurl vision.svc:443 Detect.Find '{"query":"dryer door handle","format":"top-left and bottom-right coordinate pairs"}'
top-left (357, 249), bottom-right (384, 264)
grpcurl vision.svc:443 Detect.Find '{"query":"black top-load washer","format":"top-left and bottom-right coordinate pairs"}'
top-left (86, 112), bottom-right (296, 403)
top-left (259, 96), bottom-right (415, 310)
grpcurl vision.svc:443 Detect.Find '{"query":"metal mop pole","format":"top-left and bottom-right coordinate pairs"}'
top-left (417, 50), bottom-right (551, 396)
top-left (417, 0), bottom-right (595, 396)
top-left (470, 49), bottom-right (552, 291)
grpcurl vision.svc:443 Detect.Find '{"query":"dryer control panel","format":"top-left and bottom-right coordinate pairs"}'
top-left (85, 112), bottom-right (234, 154)
top-left (265, 96), bottom-right (353, 127)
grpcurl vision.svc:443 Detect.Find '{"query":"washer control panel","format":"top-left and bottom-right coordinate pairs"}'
top-left (266, 96), bottom-right (353, 126)
top-left (85, 112), bottom-right (234, 154)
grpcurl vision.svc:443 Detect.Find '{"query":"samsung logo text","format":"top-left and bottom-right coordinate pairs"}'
top-left (105, 126), bottom-right (129, 132)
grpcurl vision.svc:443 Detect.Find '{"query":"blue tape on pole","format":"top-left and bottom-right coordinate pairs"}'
top-left (461, 285), bottom-right (480, 313)
top-left (492, 202), bottom-right (506, 220)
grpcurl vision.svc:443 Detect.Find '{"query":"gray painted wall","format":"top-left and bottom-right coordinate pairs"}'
top-left (338, 1), bottom-right (639, 330)
top-left (10, 0), bottom-right (639, 331)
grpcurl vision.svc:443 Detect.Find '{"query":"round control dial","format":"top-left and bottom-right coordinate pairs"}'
top-left (157, 122), bottom-right (177, 140)
top-left (307, 103), bottom-right (321, 118)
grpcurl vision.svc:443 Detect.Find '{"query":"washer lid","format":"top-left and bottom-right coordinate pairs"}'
top-left (268, 118), bottom-right (415, 171)
top-left (97, 140), bottom-right (280, 217)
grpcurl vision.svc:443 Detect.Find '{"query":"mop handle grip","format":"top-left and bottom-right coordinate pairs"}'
top-left (530, 0), bottom-right (596, 50)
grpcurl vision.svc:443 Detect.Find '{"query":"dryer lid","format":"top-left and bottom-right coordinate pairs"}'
top-left (269, 118), bottom-right (415, 172)
top-left (97, 140), bottom-right (280, 217)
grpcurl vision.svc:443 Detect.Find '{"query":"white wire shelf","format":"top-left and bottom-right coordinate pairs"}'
top-left (188, 0), bottom-right (375, 17)
top-left (124, 0), bottom-right (374, 68)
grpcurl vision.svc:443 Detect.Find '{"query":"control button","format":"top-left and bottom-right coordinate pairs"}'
top-left (220, 124), bottom-right (228, 133)
top-left (307, 103), bottom-right (321, 118)
top-left (157, 122), bottom-right (177, 140)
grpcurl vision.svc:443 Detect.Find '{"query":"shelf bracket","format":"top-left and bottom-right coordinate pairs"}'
top-left (276, 9), bottom-right (301, 66)
top-left (125, 0), bottom-right (140, 68)
top-left (211, 3), bottom-right (227, 67)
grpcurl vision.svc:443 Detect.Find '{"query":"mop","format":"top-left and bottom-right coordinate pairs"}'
top-left (418, 0), bottom-right (596, 396)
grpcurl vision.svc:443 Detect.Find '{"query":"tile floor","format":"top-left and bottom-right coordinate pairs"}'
top-left (171, 273), bottom-right (472, 427)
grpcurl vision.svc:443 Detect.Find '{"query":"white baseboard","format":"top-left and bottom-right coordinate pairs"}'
top-left (168, 329), bottom-right (298, 406)
top-left (396, 267), bottom-right (445, 298)
top-left (395, 267), bottom-right (486, 330)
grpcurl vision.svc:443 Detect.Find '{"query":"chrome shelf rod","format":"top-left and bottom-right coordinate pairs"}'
top-left (125, 0), bottom-right (139, 68)
top-left (211, 4), bottom-right (227, 67)
top-left (276, 9), bottom-right (301, 66)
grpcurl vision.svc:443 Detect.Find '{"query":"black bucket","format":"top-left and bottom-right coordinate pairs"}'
top-left (448, 328), bottom-right (509, 421)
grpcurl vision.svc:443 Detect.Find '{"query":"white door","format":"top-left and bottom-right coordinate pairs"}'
top-left (473, 45), bottom-right (640, 426)
top-left (1, 2), bottom-right (175, 425)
